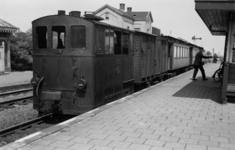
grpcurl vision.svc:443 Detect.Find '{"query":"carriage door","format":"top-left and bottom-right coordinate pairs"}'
top-left (0, 42), bottom-right (5, 73)
top-left (189, 47), bottom-right (193, 65)
top-left (168, 43), bottom-right (173, 70)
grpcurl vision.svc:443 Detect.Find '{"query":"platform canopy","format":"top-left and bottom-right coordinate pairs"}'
top-left (0, 18), bottom-right (17, 33)
top-left (195, 0), bottom-right (235, 36)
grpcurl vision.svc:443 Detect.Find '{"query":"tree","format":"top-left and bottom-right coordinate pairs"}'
top-left (10, 29), bottom-right (32, 71)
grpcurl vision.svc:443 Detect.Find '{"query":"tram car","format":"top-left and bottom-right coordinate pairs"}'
top-left (31, 10), bottom-right (204, 115)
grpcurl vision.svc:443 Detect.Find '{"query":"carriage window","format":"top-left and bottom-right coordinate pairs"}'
top-left (174, 46), bottom-right (177, 58)
top-left (36, 26), bottom-right (47, 49)
top-left (52, 26), bottom-right (65, 49)
top-left (183, 48), bottom-right (185, 57)
top-left (110, 30), bottom-right (114, 54)
top-left (181, 47), bottom-right (184, 57)
top-left (71, 26), bottom-right (86, 49)
top-left (129, 33), bottom-right (134, 54)
top-left (122, 32), bottom-right (129, 55)
top-left (105, 30), bottom-right (110, 54)
top-left (96, 27), bottom-right (105, 54)
top-left (114, 31), bottom-right (121, 55)
top-left (176, 46), bottom-right (179, 58)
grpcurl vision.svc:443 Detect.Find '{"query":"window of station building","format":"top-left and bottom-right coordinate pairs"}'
top-left (52, 26), bottom-right (65, 49)
top-left (71, 26), bottom-right (86, 49)
top-left (36, 26), bottom-right (47, 49)
top-left (122, 32), bottom-right (129, 55)
top-left (114, 31), bottom-right (122, 55)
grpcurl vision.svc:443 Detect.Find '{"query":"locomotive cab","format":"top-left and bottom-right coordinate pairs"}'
top-left (31, 11), bottom-right (134, 115)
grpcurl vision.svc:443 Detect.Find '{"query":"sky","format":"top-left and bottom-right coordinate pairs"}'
top-left (0, 0), bottom-right (225, 56)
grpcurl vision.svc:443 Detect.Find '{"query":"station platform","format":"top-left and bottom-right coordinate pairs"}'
top-left (2, 63), bottom-right (235, 150)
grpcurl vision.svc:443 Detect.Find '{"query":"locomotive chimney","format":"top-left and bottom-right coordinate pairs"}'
top-left (58, 10), bottom-right (66, 15)
top-left (69, 11), bottom-right (81, 17)
top-left (120, 3), bottom-right (125, 12)
top-left (127, 7), bottom-right (132, 13)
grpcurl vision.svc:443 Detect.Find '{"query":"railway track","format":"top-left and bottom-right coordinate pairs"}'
top-left (0, 113), bottom-right (73, 146)
top-left (0, 88), bottom-right (33, 110)
top-left (0, 113), bottom-right (52, 144)
top-left (0, 96), bottom-right (33, 110)
top-left (0, 88), bottom-right (32, 97)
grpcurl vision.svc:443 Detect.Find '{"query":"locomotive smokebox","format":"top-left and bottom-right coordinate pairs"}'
top-left (69, 11), bottom-right (81, 17)
top-left (58, 10), bottom-right (66, 15)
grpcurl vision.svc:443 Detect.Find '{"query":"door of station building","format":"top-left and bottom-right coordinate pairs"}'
top-left (0, 43), bottom-right (5, 73)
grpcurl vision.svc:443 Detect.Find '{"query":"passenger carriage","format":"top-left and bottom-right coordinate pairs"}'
top-left (162, 36), bottom-right (191, 74)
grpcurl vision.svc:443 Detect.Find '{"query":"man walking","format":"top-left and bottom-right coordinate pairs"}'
top-left (192, 49), bottom-right (212, 81)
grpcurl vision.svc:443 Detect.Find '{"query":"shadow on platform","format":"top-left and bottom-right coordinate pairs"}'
top-left (172, 77), bottom-right (222, 104)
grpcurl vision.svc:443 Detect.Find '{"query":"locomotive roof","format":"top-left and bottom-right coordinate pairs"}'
top-left (32, 14), bottom-right (134, 33)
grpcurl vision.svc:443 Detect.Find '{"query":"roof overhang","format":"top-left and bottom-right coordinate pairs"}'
top-left (195, 0), bottom-right (235, 36)
top-left (0, 27), bottom-right (17, 33)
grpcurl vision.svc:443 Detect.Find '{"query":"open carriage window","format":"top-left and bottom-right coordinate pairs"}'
top-left (96, 27), bottom-right (105, 54)
top-left (122, 32), bottom-right (129, 55)
top-left (114, 31), bottom-right (122, 55)
top-left (36, 26), bottom-right (47, 49)
top-left (52, 26), bottom-right (65, 49)
top-left (71, 26), bottom-right (86, 49)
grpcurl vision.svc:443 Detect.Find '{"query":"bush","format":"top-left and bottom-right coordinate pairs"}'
top-left (10, 29), bottom-right (32, 71)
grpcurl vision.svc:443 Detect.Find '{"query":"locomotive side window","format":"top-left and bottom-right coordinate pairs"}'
top-left (109, 30), bottom-right (114, 54)
top-left (36, 26), bottom-right (47, 49)
top-left (52, 26), bottom-right (65, 49)
top-left (122, 32), bottom-right (129, 55)
top-left (71, 26), bottom-right (86, 49)
top-left (114, 31), bottom-right (122, 55)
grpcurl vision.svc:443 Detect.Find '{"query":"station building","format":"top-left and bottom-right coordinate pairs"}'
top-left (0, 18), bottom-right (17, 74)
top-left (195, 0), bottom-right (235, 103)
top-left (92, 3), bottom-right (154, 34)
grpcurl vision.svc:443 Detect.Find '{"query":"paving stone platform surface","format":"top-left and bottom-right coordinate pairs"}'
top-left (2, 63), bottom-right (235, 150)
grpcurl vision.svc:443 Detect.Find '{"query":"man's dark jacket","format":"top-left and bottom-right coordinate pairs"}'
top-left (193, 51), bottom-right (211, 66)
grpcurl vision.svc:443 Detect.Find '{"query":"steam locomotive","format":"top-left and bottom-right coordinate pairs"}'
top-left (31, 11), bottom-right (202, 115)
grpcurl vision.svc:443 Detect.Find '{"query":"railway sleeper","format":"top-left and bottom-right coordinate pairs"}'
top-left (15, 130), bottom-right (32, 135)
top-left (0, 137), bottom-right (15, 143)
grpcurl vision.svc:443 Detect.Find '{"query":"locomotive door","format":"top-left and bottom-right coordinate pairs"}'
top-left (35, 26), bottom-right (74, 90)
top-left (0, 42), bottom-right (5, 73)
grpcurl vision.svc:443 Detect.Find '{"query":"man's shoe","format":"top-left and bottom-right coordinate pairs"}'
top-left (203, 78), bottom-right (208, 81)
top-left (191, 78), bottom-right (197, 81)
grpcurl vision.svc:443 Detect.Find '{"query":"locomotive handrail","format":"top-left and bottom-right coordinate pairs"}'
top-left (36, 77), bottom-right (44, 102)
